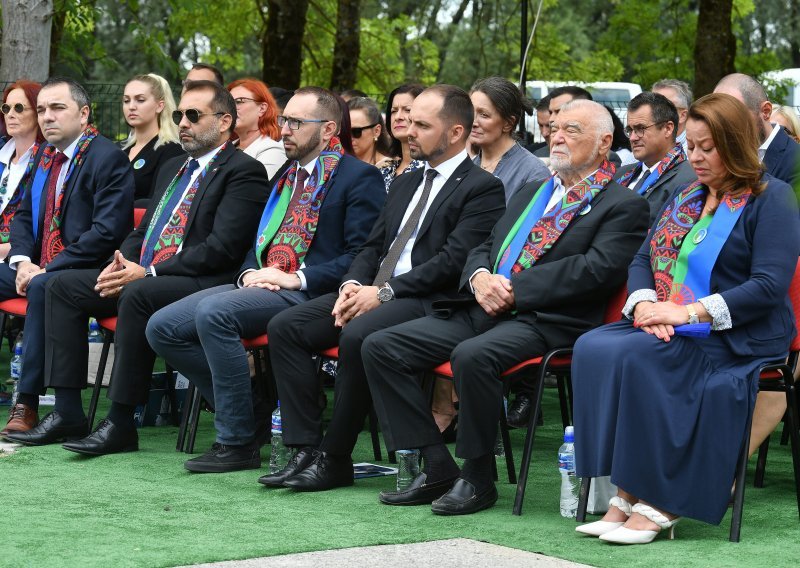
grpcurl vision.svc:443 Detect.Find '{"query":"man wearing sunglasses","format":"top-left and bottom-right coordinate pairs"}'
top-left (0, 77), bottom-right (135, 439)
top-left (614, 92), bottom-right (696, 223)
top-left (6, 81), bottom-right (268, 454)
top-left (145, 86), bottom-right (385, 472)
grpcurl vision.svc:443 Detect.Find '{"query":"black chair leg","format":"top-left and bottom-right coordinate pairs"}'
top-left (556, 373), bottom-right (570, 430)
top-left (513, 362), bottom-right (548, 515)
top-left (368, 405), bottom-right (383, 461)
top-left (576, 476), bottom-right (592, 522)
top-left (730, 415), bottom-right (752, 542)
top-left (783, 383), bottom-right (800, 519)
top-left (185, 387), bottom-right (203, 454)
top-left (499, 398), bottom-right (517, 484)
top-left (87, 332), bottom-right (112, 430)
top-left (754, 435), bottom-right (770, 488)
top-left (176, 382), bottom-right (195, 452)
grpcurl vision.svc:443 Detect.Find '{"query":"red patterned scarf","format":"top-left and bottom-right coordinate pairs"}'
top-left (0, 142), bottom-right (38, 243)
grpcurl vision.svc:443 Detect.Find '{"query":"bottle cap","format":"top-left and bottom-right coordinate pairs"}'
top-left (564, 425), bottom-right (574, 442)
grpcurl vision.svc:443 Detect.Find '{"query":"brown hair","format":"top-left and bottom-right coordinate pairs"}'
top-left (688, 93), bottom-right (764, 197)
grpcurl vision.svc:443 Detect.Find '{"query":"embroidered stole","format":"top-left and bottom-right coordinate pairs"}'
top-left (0, 143), bottom-right (38, 243)
top-left (617, 143), bottom-right (686, 196)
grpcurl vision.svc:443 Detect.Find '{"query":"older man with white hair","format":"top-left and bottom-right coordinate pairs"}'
top-left (361, 99), bottom-right (650, 516)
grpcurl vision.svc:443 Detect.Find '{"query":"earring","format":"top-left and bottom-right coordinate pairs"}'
top-left (374, 137), bottom-right (378, 142)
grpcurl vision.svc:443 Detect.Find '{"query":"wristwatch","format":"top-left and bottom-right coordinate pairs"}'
top-left (686, 304), bottom-right (699, 325)
top-left (144, 266), bottom-right (155, 278)
top-left (377, 284), bottom-right (394, 303)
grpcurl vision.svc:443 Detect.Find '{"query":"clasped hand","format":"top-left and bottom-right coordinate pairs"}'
top-left (15, 261), bottom-right (45, 296)
top-left (332, 283), bottom-right (380, 327)
top-left (633, 301), bottom-right (690, 342)
top-left (95, 250), bottom-right (145, 298)
top-left (241, 265), bottom-right (301, 291)
top-left (471, 271), bottom-right (515, 316)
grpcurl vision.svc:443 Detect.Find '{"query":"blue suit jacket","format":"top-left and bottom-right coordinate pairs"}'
top-left (628, 175), bottom-right (800, 357)
top-left (9, 134), bottom-right (135, 271)
top-left (763, 126), bottom-right (800, 196)
top-left (237, 153), bottom-right (386, 297)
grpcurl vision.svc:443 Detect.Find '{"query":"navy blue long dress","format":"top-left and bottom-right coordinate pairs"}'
top-left (573, 176), bottom-right (800, 524)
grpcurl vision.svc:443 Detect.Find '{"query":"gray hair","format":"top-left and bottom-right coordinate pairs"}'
top-left (559, 99), bottom-right (614, 136)
top-left (652, 79), bottom-right (693, 109)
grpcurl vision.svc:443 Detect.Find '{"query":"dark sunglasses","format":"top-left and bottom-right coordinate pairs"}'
top-left (351, 122), bottom-right (379, 139)
top-left (171, 109), bottom-right (225, 125)
top-left (1, 103), bottom-right (29, 115)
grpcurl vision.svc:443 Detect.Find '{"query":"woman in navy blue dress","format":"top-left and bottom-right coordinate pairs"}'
top-left (572, 93), bottom-right (800, 544)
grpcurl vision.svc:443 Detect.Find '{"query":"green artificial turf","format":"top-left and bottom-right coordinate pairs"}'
top-left (3, 384), bottom-right (800, 568)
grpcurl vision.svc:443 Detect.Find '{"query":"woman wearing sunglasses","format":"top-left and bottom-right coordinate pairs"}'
top-left (0, 80), bottom-right (44, 260)
top-left (121, 73), bottom-right (184, 203)
top-left (346, 97), bottom-right (390, 167)
top-left (227, 78), bottom-right (286, 180)
top-left (377, 83), bottom-right (425, 192)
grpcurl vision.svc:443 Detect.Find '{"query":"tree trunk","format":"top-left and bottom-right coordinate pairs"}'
top-left (330, 0), bottom-right (360, 92)
top-left (693, 0), bottom-right (736, 98)
top-left (262, 0), bottom-right (310, 90)
top-left (1, 0), bottom-right (53, 81)
top-left (791, 0), bottom-right (800, 68)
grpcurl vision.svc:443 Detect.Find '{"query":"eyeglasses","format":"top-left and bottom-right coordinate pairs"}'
top-left (1, 103), bottom-right (29, 115)
top-left (278, 116), bottom-right (328, 131)
top-left (624, 121), bottom-right (666, 138)
top-left (351, 122), bottom-right (379, 139)
top-left (171, 109), bottom-right (225, 125)
top-left (233, 97), bottom-right (261, 106)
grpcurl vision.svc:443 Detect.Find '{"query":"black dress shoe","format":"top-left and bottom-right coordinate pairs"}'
top-left (431, 478), bottom-right (498, 515)
top-left (506, 393), bottom-right (533, 429)
top-left (184, 441), bottom-right (261, 473)
top-left (379, 472), bottom-right (457, 506)
top-left (281, 451), bottom-right (353, 491)
top-left (4, 411), bottom-right (87, 446)
top-left (258, 446), bottom-right (315, 487)
top-left (61, 418), bottom-right (138, 456)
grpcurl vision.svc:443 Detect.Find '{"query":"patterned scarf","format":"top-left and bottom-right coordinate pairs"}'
top-left (254, 137), bottom-right (344, 271)
top-left (0, 142), bottom-right (38, 243)
top-left (617, 143), bottom-right (686, 195)
top-left (140, 143), bottom-right (228, 266)
top-left (495, 160), bottom-right (616, 276)
top-left (649, 180), bottom-right (751, 304)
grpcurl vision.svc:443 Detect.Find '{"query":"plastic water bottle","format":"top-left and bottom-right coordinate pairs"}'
top-left (88, 319), bottom-right (103, 343)
top-left (396, 449), bottom-right (420, 491)
top-left (9, 334), bottom-right (23, 405)
top-left (559, 425), bottom-right (580, 518)
top-left (269, 401), bottom-right (291, 473)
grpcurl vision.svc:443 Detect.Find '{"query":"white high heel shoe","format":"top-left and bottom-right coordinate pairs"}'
top-left (599, 503), bottom-right (681, 544)
top-left (575, 496), bottom-right (633, 537)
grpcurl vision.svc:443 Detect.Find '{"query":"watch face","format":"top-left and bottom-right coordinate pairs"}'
top-left (378, 287), bottom-right (393, 302)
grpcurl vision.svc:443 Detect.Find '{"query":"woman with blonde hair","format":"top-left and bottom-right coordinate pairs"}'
top-left (121, 73), bottom-right (184, 202)
top-left (771, 104), bottom-right (800, 142)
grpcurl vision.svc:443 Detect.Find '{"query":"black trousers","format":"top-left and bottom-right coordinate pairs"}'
top-left (44, 268), bottom-right (204, 405)
top-left (363, 304), bottom-right (565, 460)
top-left (267, 292), bottom-right (433, 454)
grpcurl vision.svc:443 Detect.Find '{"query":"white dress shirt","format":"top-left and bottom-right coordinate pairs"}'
top-left (0, 138), bottom-right (35, 216)
top-left (758, 123), bottom-right (781, 162)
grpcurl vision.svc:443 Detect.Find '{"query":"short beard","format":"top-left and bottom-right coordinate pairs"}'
top-left (551, 138), bottom-right (602, 180)
top-left (285, 127), bottom-right (322, 162)
top-left (181, 118), bottom-right (223, 157)
top-left (409, 130), bottom-right (450, 163)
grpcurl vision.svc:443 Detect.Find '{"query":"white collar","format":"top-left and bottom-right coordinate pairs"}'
top-left (425, 149), bottom-right (468, 181)
top-left (759, 123), bottom-right (780, 152)
top-left (0, 138), bottom-right (16, 165)
top-left (192, 143), bottom-right (226, 170)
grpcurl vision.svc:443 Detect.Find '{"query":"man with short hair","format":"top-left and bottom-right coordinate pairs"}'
top-left (186, 63), bottom-right (223, 85)
top-left (1, 77), bottom-right (134, 437)
top-left (364, 100), bottom-right (649, 515)
top-left (6, 81), bottom-right (268, 454)
top-left (652, 79), bottom-right (692, 153)
top-left (145, 87), bottom-right (386, 473)
top-left (714, 73), bottom-right (800, 191)
top-left (261, 85), bottom-right (505, 491)
top-left (615, 92), bottom-right (697, 223)
top-left (527, 95), bottom-right (551, 156)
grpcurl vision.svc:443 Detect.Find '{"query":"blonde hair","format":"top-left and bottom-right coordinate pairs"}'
top-left (122, 73), bottom-right (179, 149)
top-left (771, 105), bottom-right (800, 143)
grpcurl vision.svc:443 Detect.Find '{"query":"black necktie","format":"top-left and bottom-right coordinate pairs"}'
top-left (372, 168), bottom-right (438, 285)
top-left (631, 165), bottom-right (650, 193)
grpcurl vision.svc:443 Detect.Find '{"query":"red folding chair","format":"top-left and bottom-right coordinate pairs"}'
top-left (0, 297), bottom-right (28, 351)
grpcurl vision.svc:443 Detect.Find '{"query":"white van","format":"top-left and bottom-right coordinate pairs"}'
top-left (760, 68), bottom-right (800, 110)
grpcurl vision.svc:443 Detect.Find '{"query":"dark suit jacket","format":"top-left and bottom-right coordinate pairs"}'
top-left (614, 159), bottom-right (697, 225)
top-left (237, 154), bottom-right (386, 297)
top-left (763, 125), bottom-right (800, 196)
top-left (120, 143), bottom-right (268, 288)
top-left (9, 134), bottom-right (135, 271)
top-left (629, 174), bottom-right (800, 357)
top-left (344, 156), bottom-right (505, 299)
top-left (455, 178), bottom-right (649, 337)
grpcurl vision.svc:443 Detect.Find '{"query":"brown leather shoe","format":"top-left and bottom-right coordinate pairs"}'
top-left (1, 403), bottom-right (39, 437)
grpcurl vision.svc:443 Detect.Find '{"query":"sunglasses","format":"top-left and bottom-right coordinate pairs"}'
top-left (1, 103), bottom-right (29, 115)
top-left (351, 122), bottom-right (379, 139)
top-left (171, 109), bottom-right (225, 125)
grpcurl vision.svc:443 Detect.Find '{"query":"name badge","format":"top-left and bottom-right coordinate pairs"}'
top-left (692, 228), bottom-right (707, 244)
top-left (578, 204), bottom-right (592, 216)
top-left (133, 158), bottom-right (146, 170)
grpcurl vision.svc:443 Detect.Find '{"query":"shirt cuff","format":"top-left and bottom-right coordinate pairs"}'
top-left (149, 265), bottom-right (157, 277)
top-left (622, 289), bottom-right (657, 320)
top-left (468, 268), bottom-right (491, 294)
top-left (698, 294), bottom-right (732, 330)
top-left (296, 270), bottom-right (307, 291)
top-left (237, 268), bottom-right (256, 288)
top-left (339, 279), bottom-right (362, 294)
top-left (8, 255), bottom-right (31, 271)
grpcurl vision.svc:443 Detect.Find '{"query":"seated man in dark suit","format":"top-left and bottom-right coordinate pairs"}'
top-left (1, 77), bottom-right (135, 437)
top-left (5, 80), bottom-right (268, 453)
top-left (261, 85), bottom-right (506, 490)
top-left (145, 87), bottom-right (386, 473)
top-left (363, 99), bottom-right (649, 515)
top-left (615, 92), bottom-right (697, 223)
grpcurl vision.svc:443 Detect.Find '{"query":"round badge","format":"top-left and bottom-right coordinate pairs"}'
top-left (579, 204), bottom-right (591, 216)
top-left (133, 158), bottom-right (146, 170)
top-left (692, 228), bottom-right (707, 244)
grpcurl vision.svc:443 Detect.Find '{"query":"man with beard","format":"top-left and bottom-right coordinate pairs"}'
top-left (362, 100), bottom-right (649, 515)
top-left (6, 81), bottom-right (268, 454)
top-left (145, 87), bottom-right (385, 472)
top-left (260, 84), bottom-right (505, 491)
